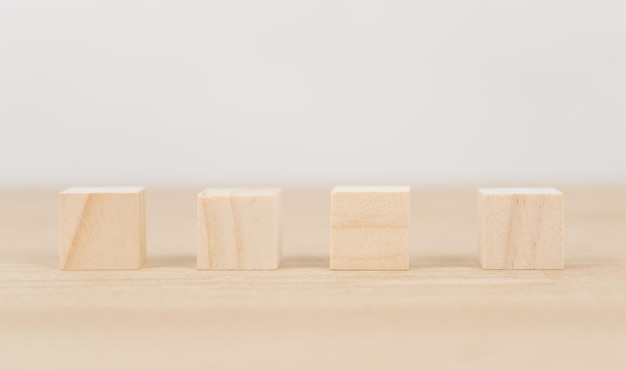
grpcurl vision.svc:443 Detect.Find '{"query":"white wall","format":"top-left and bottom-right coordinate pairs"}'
top-left (1, 1), bottom-right (625, 185)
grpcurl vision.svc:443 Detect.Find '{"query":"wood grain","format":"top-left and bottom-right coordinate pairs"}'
top-left (1, 186), bottom-right (626, 369)
top-left (479, 188), bottom-right (564, 269)
top-left (197, 188), bottom-right (281, 270)
top-left (59, 187), bottom-right (146, 270)
top-left (331, 186), bottom-right (410, 270)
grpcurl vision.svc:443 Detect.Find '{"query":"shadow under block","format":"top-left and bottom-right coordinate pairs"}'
top-left (59, 187), bottom-right (146, 270)
top-left (479, 188), bottom-right (564, 270)
top-left (331, 186), bottom-right (410, 270)
top-left (197, 188), bottom-right (282, 270)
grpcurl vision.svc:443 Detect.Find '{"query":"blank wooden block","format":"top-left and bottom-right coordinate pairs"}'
top-left (331, 186), bottom-right (410, 270)
top-left (479, 188), bottom-right (564, 270)
top-left (197, 188), bottom-right (282, 270)
top-left (59, 187), bottom-right (146, 270)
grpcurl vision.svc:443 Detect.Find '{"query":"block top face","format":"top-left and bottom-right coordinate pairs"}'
top-left (479, 188), bottom-right (562, 196)
top-left (198, 188), bottom-right (282, 198)
top-left (61, 187), bottom-right (145, 194)
top-left (333, 186), bottom-right (410, 194)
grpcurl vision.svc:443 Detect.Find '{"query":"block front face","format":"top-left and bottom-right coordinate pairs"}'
top-left (197, 188), bottom-right (281, 270)
top-left (59, 187), bottom-right (146, 270)
top-left (331, 187), bottom-right (410, 270)
top-left (479, 188), bottom-right (564, 270)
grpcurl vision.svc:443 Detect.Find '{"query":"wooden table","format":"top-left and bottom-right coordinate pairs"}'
top-left (1, 187), bottom-right (625, 369)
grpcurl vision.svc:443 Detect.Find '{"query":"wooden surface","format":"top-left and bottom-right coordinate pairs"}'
top-left (197, 188), bottom-right (282, 270)
top-left (1, 186), bottom-right (626, 369)
top-left (479, 188), bottom-right (564, 269)
top-left (59, 187), bottom-right (146, 270)
top-left (331, 186), bottom-right (410, 270)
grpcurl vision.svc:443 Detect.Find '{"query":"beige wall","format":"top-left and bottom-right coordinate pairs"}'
top-left (1, 1), bottom-right (625, 185)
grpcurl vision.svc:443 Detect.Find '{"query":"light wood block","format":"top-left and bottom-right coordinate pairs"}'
top-left (59, 187), bottom-right (146, 270)
top-left (479, 188), bottom-right (564, 269)
top-left (197, 188), bottom-right (282, 270)
top-left (331, 186), bottom-right (410, 270)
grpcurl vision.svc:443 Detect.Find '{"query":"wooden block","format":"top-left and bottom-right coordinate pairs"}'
top-left (59, 187), bottom-right (146, 270)
top-left (197, 188), bottom-right (282, 270)
top-left (479, 188), bottom-right (564, 270)
top-left (331, 186), bottom-right (410, 270)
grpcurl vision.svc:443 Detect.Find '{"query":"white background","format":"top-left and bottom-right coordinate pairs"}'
top-left (1, 1), bottom-right (625, 186)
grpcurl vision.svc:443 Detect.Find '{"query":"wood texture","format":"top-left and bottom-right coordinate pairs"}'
top-left (1, 187), bottom-right (626, 369)
top-left (59, 187), bottom-right (146, 270)
top-left (197, 188), bottom-right (281, 270)
top-left (331, 186), bottom-right (410, 270)
top-left (479, 188), bottom-right (564, 269)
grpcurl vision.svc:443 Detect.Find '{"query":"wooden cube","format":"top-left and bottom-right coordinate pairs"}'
top-left (479, 188), bottom-right (564, 270)
top-left (59, 187), bottom-right (146, 270)
top-left (331, 186), bottom-right (410, 270)
top-left (197, 188), bottom-right (282, 270)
